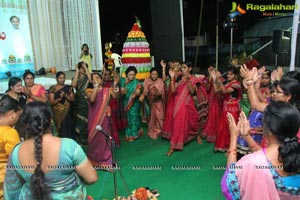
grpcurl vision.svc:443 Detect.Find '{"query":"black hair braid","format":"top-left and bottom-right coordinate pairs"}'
top-left (30, 115), bottom-right (51, 200)
top-left (278, 140), bottom-right (300, 173)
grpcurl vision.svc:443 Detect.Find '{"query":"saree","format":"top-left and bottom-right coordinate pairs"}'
top-left (221, 150), bottom-right (300, 200)
top-left (239, 92), bottom-right (251, 117)
top-left (120, 78), bottom-right (143, 140)
top-left (161, 82), bottom-right (176, 140)
top-left (103, 81), bottom-right (127, 146)
top-left (87, 87), bottom-right (112, 165)
top-left (143, 77), bottom-right (166, 139)
top-left (237, 109), bottom-right (264, 155)
top-left (169, 77), bottom-right (200, 150)
top-left (237, 88), bottom-right (270, 156)
top-left (49, 85), bottom-right (75, 139)
top-left (4, 138), bottom-right (88, 200)
top-left (194, 76), bottom-right (208, 131)
top-left (22, 84), bottom-right (47, 103)
top-left (74, 75), bottom-right (89, 145)
top-left (215, 80), bottom-right (242, 152)
top-left (202, 79), bottom-right (222, 142)
top-left (0, 126), bottom-right (20, 199)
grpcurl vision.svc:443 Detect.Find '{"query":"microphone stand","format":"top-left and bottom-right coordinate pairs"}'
top-left (98, 128), bottom-right (130, 199)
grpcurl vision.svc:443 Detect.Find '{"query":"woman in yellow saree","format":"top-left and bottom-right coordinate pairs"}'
top-left (0, 95), bottom-right (21, 199)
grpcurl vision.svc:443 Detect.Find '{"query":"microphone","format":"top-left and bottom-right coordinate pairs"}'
top-left (96, 125), bottom-right (112, 140)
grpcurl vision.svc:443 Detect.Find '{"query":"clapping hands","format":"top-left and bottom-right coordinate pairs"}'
top-left (227, 111), bottom-right (250, 138)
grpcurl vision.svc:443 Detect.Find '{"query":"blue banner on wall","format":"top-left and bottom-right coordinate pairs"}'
top-left (0, 6), bottom-right (34, 79)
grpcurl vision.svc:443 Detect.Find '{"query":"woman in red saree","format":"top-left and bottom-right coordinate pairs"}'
top-left (212, 67), bottom-right (242, 152)
top-left (161, 61), bottom-right (182, 139)
top-left (140, 68), bottom-right (166, 139)
top-left (202, 67), bottom-right (222, 143)
top-left (86, 72), bottom-right (119, 166)
top-left (166, 61), bottom-right (200, 156)
top-left (103, 68), bottom-right (127, 148)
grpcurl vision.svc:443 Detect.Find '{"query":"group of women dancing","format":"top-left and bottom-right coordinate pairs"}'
top-left (221, 65), bottom-right (300, 199)
top-left (2, 57), bottom-right (300, 199)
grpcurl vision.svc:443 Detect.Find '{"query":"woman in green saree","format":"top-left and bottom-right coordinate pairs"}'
top-left (71, 62), bottom-right (91, 145)
top-left (120, 66), bottom-right (143, 142)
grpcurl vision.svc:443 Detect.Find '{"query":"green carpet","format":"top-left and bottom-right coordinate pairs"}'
top-left (86, 124), bottom-right (227, 200)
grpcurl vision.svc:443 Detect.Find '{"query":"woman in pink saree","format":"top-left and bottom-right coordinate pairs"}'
top-left (165, 61), bottom-right (200, 156)
top-left (86, 72), bottom-right (119, 166)
top-left (22, 71), bottom-right (48, 103)
top-left (140, 68), bottom-right (166, 139)
top-left (222, 102), bottom-right (300, 200)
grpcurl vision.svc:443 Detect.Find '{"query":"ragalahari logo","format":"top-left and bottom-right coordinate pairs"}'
top-left (228, 2), bottom-right (246, 19)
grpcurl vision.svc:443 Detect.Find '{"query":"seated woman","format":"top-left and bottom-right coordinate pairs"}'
top-left (0, 95), bottom-right (22, 199)
top-left (4, 102), bottom-right (98, 199)
top-left (6, 77), bottom-right (27, 108)
top-left (22, 71), bottom-right (48, 103)
top-left (222, 101), bottom-right (300, 199)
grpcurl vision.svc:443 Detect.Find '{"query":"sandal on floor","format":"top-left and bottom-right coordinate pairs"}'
top-left (197, 135), bottom-right (202, 144)
top-left (166, 149), bottom-right (174, 157)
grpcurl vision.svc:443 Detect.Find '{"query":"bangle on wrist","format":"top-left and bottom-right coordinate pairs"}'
top-left (249, 142), bottom-right (258, 149)
top-left (226, 149), bottom-right (237, 156)
top-left (114, 86), bottom-right (119, 92)
top-left (243, 79), bottom-right (254, 85)
top-left (242, 134), bottom-right (250, 138)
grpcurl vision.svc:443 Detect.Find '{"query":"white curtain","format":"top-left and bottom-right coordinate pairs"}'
top-left (27, 0), bottom-right (102, 71)
top-left (290, 0), bottom-right (300, 70)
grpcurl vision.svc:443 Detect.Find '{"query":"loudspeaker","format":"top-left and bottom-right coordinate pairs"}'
top-left (150, 0), bottom-right (184, 67)
top-left (272, 30), bottom-right (290, 54)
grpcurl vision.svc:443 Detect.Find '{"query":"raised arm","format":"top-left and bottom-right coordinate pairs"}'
top-left (227, 112), bottom-right (251, 165)
top-left (169, 68), bottom-right (176, 93)
top-left (213, 71), bottom-right (234, 94)
top-left (71, 65), bottom-right (79, 88)
top-left (83, 63), bottom-right (91, 82)
top-left (240, 65), bottom-right (267, 112)
top-left (160, 59), bottom-right (168, 82)
top-left (109, 73), bottom-right (120, 99)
